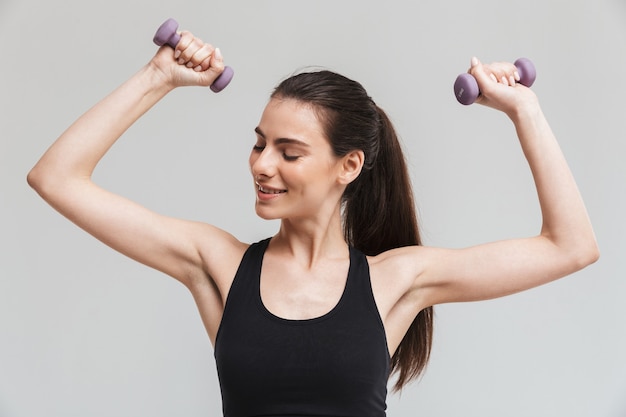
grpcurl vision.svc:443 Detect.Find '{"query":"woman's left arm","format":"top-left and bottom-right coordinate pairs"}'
top-left (413, 58), bottom-right (599, 307)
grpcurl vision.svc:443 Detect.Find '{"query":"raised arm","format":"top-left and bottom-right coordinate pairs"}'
top-left (27, 32), bottom-right (244, 290)
top-left (403, 57), bottom-right (599, 308)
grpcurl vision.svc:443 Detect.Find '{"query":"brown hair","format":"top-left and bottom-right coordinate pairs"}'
top-left (272, 70), bottom-right (433, 391)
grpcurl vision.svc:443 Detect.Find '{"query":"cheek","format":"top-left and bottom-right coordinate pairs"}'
top-left (298, 162), bottom-right (338, 192)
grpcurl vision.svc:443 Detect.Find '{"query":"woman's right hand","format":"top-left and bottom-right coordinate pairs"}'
top-left (150, 30), bottom-right (225, 89)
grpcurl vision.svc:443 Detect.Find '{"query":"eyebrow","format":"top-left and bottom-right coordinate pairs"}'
top-left (254, 127), bottom-right (310, 147)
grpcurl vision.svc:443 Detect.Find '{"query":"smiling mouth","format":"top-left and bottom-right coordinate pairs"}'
top-left (257, 183), bottom-right (287, 194)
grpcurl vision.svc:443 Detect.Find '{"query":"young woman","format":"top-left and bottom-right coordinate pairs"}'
top-left (28, 29), bottom-right (599, 416)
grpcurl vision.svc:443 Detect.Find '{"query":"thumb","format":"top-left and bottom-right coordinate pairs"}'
top-left (205, 47), bottom-right (226, 82)
top-left (468, 57), bottom-right (507, 105)
top-left (468, 57), bottom-right (493, 91)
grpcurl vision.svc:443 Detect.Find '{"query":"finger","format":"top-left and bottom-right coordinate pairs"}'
top-left (196, 55), bottom-right (212, 72)
top-left (489, 67), bottom-right (509, 86)
top-left (174, 31), bottom-right (193, 60)
top-left (494, 62), bottom-right (518, 86)
top-left (176, 32), bottom-right (208, 65)
top-left (189, 43), bottom-right (215, 71)
top-left (481, 63), bottom-right (520, 89)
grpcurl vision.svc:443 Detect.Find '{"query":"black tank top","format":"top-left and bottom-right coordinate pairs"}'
top-left (214, 238), bottom-right (390, 417)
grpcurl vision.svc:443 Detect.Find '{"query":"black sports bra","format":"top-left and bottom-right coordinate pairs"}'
top-left (214, 238), bottom-right (390, 416)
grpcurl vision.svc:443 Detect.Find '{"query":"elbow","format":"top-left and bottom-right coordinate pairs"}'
top-left (544, 225), bottom-right (600, 273)
top-left (582, 241), bottom-right (600, 267)
top-left (27, 163), bottom-right (65, 201)
top-left (544, 232), bottom-right (600, 275)
top-left (570, 238), bottom-right (600, 271)
top-left (28, 162), bottom-right (92, 210)
top-left (27, 165), bottom-right (45, 194)
top-left (27, 164), bottom-right (56, 199)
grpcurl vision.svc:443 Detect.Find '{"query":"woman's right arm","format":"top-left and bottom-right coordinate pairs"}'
top-left (27, 33), bottom-right (245, 291)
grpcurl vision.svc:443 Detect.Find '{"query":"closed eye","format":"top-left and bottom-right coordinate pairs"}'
top-left (253, 127), bottom-right (305, 161)
top-left (282, 152), bottom-right (300, 161)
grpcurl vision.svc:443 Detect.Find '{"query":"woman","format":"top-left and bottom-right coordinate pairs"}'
top-left (28, 29), bottom-right (599, 416)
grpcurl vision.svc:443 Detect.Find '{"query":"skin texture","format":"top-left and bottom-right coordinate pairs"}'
top-left (28, 34), bottom-right (599, 357)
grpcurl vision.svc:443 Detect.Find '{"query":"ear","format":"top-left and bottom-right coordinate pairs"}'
top-left (337, 150), bottom-right (365, 185)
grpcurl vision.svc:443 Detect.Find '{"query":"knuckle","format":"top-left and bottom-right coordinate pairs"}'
top-left (191, 37), bottom-right (204, 48)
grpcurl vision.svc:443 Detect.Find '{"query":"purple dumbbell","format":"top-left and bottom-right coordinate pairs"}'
top-left (153, 18), bottom-right (234, 93)
top-left (453, 58), bottom-right (536, 105)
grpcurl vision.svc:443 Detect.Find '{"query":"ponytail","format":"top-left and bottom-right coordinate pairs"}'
top-left (272, 70), bottom-right (434, 391)
top-left (343, 107), bottom-right (434, 391)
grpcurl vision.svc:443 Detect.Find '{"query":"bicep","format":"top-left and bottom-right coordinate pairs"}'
top-left (415, 236), bottom-right (588, 306)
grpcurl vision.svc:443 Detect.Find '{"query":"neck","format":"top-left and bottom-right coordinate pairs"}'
top-left (272, 206), bottom-right (348, 268)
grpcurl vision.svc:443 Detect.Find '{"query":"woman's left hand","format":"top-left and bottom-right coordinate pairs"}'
top-left (468, 57), bottom-right (539, 117)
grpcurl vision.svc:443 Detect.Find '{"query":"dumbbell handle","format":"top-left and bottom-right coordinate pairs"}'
top-left (453, 58), bottom-right (536, 105)
top-left (153, 18), bottom-right (234, 93)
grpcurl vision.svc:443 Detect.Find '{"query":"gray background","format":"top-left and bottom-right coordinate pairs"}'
top-left (1, 0), bottom-right (625, 416)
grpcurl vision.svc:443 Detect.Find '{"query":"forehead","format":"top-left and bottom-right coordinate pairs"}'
top-left (257, 98), bottom-right (327, 143)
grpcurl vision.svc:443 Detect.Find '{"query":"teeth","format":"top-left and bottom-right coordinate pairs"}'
top-left (258, 184), bottom-right (286, 194)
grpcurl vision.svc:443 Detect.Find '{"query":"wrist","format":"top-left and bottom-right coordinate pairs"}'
top-left (507, 94), bottom-right (542, 126)
top-left (141, 61), bottom-right (177, 95)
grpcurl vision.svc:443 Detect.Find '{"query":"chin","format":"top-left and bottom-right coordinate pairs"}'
top-left (254, 206), bottom-right (281, 221)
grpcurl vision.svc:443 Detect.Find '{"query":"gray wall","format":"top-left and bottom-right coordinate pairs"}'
top-left (1, 0), bottom-right (624, 416)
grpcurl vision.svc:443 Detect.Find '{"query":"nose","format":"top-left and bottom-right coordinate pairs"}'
top-left (249, 146), bottom-right (277, 180)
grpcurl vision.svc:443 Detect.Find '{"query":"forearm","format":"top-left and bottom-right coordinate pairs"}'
top-left (511, 104), bottom-right (599, 265)
top-left (28, 64), bottom-right (172, 190)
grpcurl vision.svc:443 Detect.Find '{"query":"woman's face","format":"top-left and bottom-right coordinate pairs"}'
top-left (249, 98), bottom-right (346, 221)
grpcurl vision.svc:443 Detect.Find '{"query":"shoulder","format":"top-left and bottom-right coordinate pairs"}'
top-left (367, 244), bottom-right (462, 309)
top-left (367, 245), bottom-right (431, 280)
